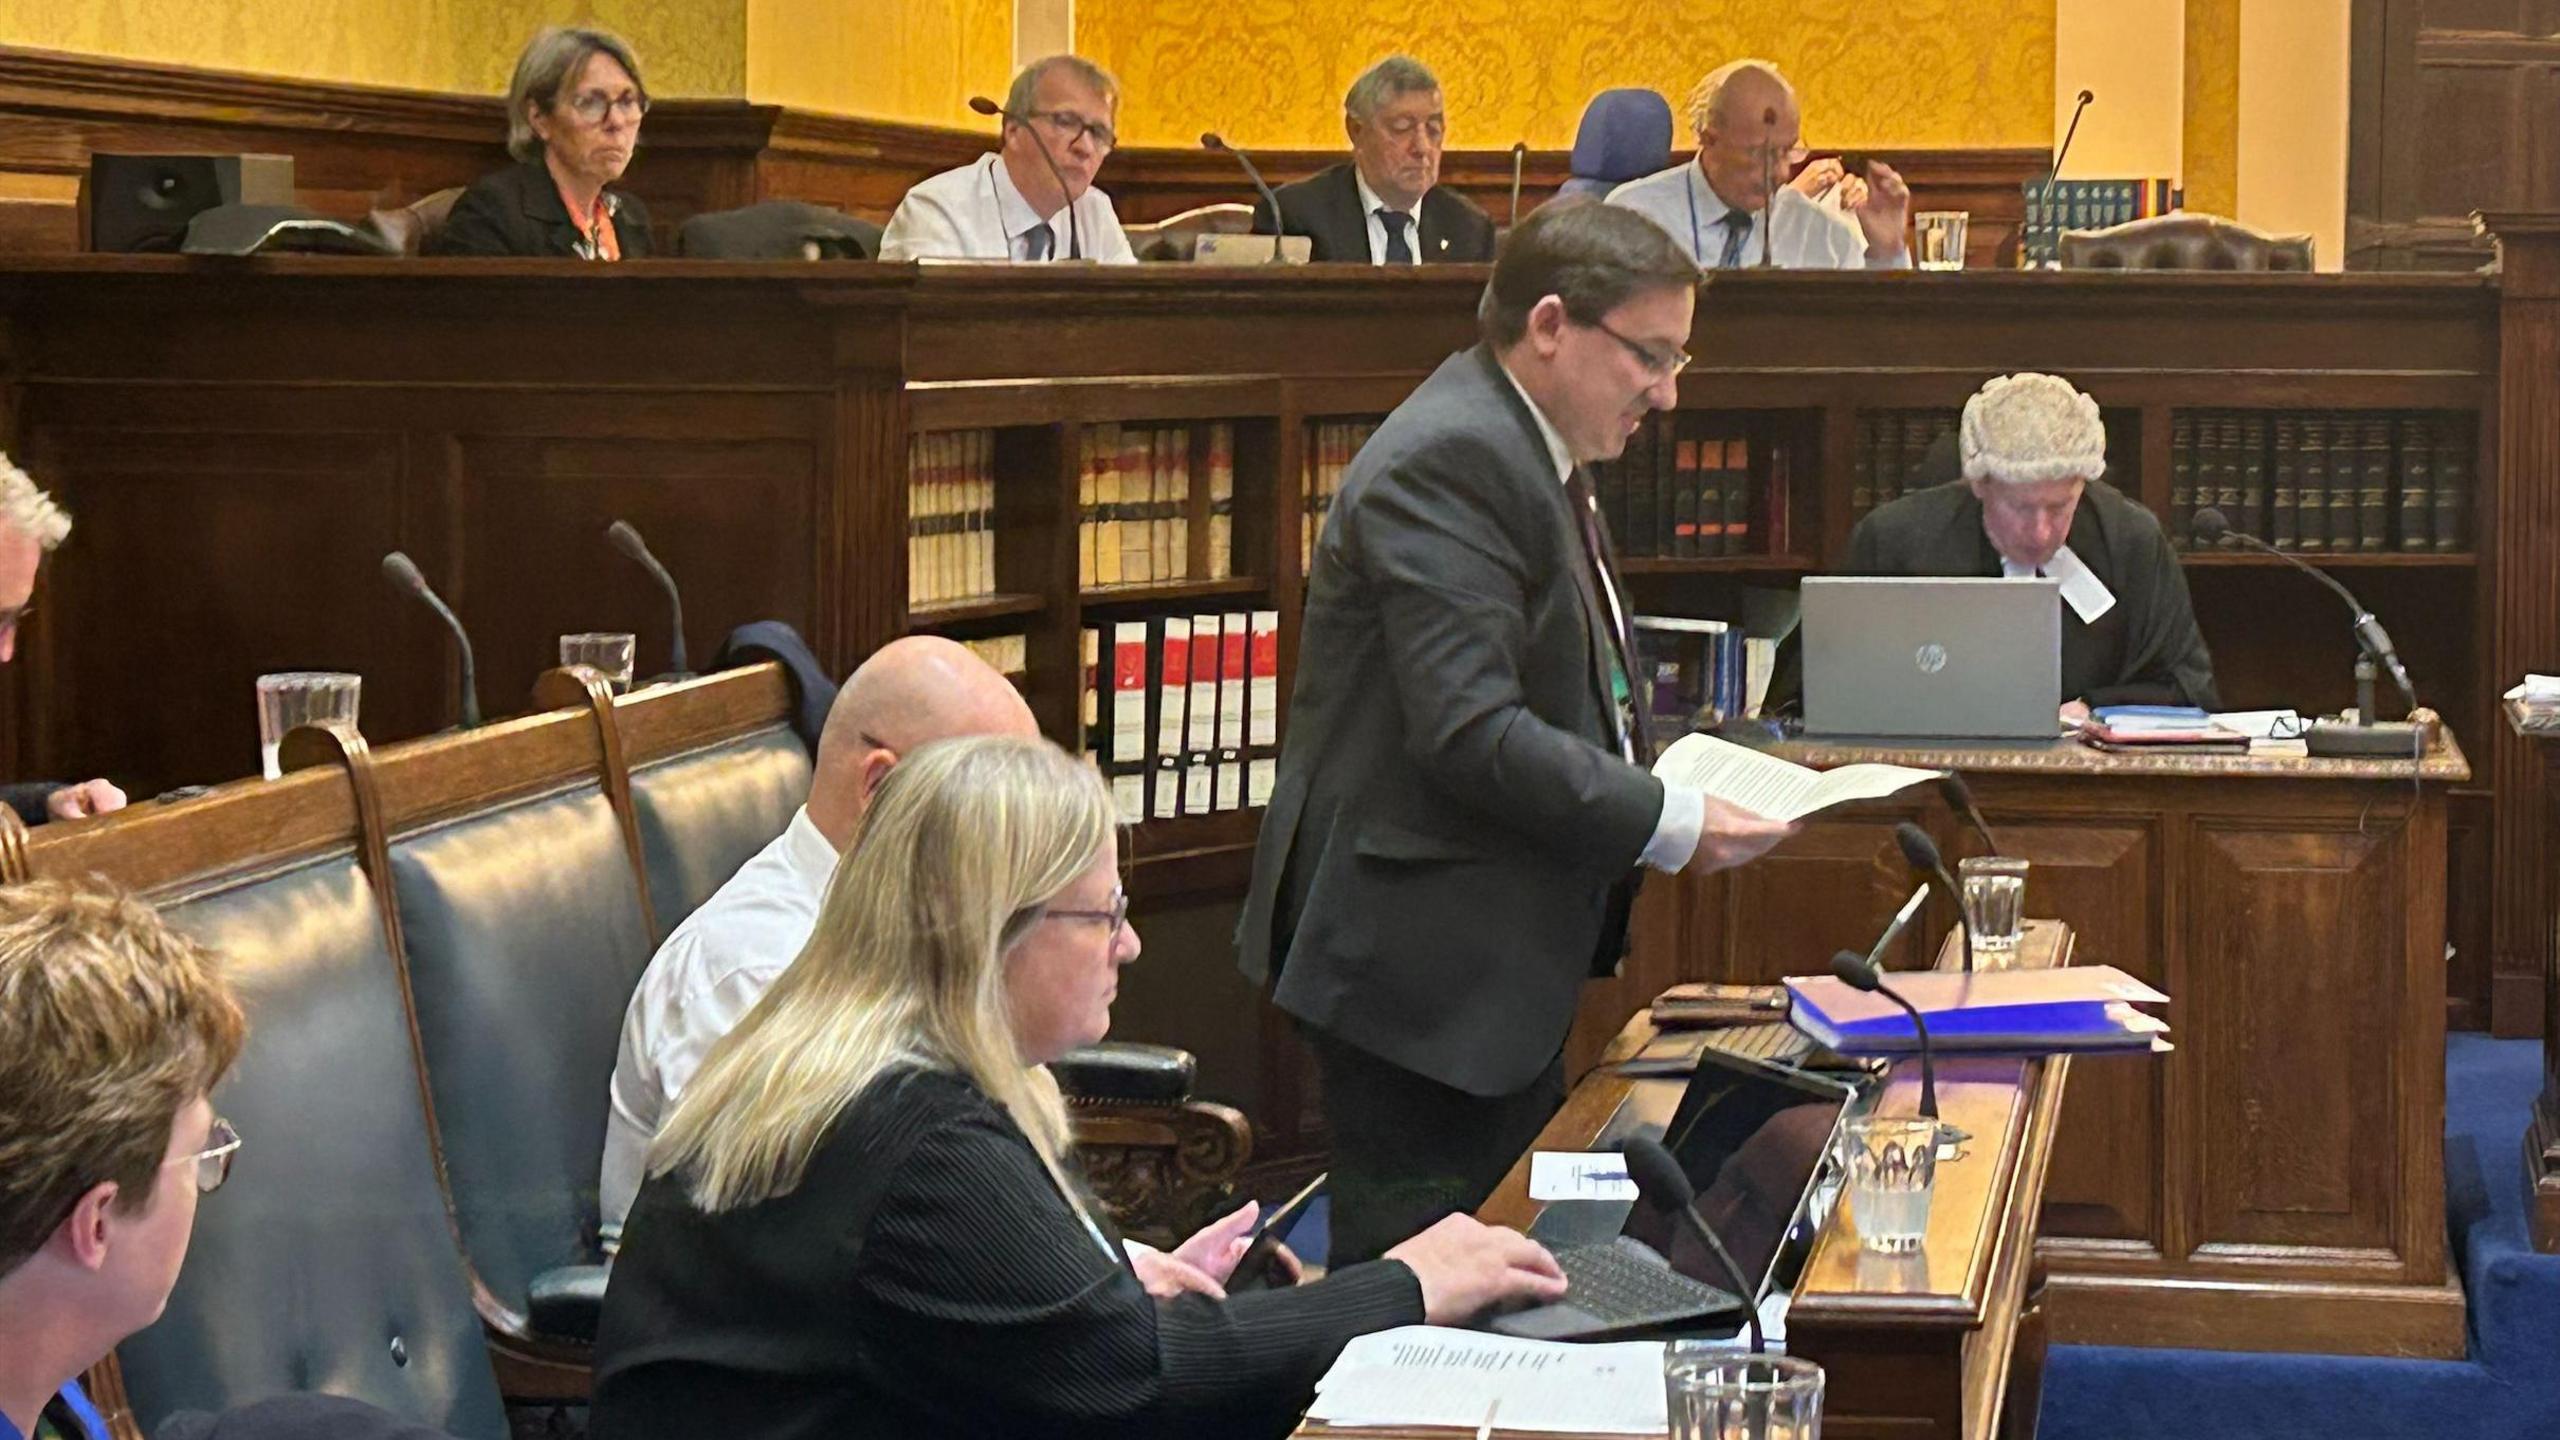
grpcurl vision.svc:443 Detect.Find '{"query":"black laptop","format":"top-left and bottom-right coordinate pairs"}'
top-left (1484, 1055), bottom-right (1851, 1341)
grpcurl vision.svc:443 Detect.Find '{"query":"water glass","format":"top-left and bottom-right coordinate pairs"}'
top-left (1665, 1350), bottom-right (1824, 1440)
top-left (1958, 856), bottom-right (2029, 954)
top-left (255, 671), bottom-right (360, 780)
top-left (1913, 210), bottom-right (1969, 270)
top-left (560, 632), bottom-right (638, 693)
top-left (1839, 1116), bottom-right (1939, 1254)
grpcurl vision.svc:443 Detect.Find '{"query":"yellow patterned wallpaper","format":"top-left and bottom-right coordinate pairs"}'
top-left (1077, 0), bottom-right (2056, 150)
top-left (0, 1), bottom-right (745, 97)
top-left (744, 0), bottom-right (1012, 129)
top-left (2180, 0), bottom-right (2239, 220)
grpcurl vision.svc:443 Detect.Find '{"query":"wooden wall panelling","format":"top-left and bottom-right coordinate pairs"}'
top-left (2347, 0), bottom-right (2560, 269)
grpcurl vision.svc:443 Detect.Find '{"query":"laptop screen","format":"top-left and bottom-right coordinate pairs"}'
top-left (1618, 1060), bottom-right (1848, 1301)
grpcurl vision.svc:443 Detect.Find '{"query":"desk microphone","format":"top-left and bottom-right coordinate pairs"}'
top-left (970, 95), bottom-right (1081, 260)
top-left (2192, 507), bottom-right (2422, 755)
top-left (1200, 133), bottom-right (1289, 263)
top-left (2040, 89), bottom-right (2096, 221)
top-left (381, 551), bottom-right (481, 728)
top-left (1508, 141), bottom-right (1528, 229)
top-left (1621, 1136), bottom-right (1765, 1354)
top-left (1831, 948), bottom-right (1941, 1126)
top-left (1895, 822), bottom-right (1973, 974)
top-left (1759, 107), bottom-right (1780, 267)
top-left (1937, 774), bottom-right (2000, 856)
top-left (607, 520), bottom-right (692, 680)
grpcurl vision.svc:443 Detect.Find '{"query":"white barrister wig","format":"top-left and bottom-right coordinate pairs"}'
top-left (0, 453), bottom-right (69, 550)
top-left (1958, 372), bottom-right (2107, 487)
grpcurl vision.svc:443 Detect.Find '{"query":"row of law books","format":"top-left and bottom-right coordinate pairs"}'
top-left (958, 633), bottom-right (1025, 684)
top-left (1078, 422), bottom-right (1236, 589)
top-left (1302, 419), bottom-right (1379, 574)
top-left (1084, 612), bottom-right (1280, 825)
top-left (908, 430), bottom-right (997, 607)
top-left (2169, 410), bottom-right (2474, 554)
top-left (1588, 415), bottom-right (1794, 558)
top-left (1850, 410), bottom-right (1958, 520)
top-left (2020, 179), bottom-right (2179, 266)
top-left (1632, 617), bottom-right (1777, 744)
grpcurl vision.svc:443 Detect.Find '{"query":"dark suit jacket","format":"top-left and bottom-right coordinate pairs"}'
top-left (1237, 346), bottom-right (1663, 1098)
top-left (1836, 450), bottom-right (2218, 709)
top-left (426, 160), bottom-right (653, 259)
top-left (594, 1067), bottom-right (1421, 1440)
top-left (1251, 163), bottom-right (1495, 264)
top-left (2, 782), bottom-right (55, 825)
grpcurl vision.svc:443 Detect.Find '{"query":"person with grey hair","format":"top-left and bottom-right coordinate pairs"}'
top-left (1239, 201), bottom-right (1793, 1266)
top-left (1606, 58), bottom-right (1909, 270)
top-left (429, 26), bottom-right (654, 258)
top-left (1252, 55), bottom-right (1496, 264)
top-left (1834, 372), bottom-right (2216, 714)
top-left (879, 55), bottom-right (1137, 264)
top-left (0, 455), bottom-right (125, 825)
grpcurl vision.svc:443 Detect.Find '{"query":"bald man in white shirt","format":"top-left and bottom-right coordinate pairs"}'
top-left (879, 55), bottom-right (1138, 264)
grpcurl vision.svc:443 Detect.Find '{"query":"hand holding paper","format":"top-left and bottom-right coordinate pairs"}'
top-left (1655, 733), bottom-right (1945, 823)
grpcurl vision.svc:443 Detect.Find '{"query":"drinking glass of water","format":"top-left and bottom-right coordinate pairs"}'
top-left (1839, 1116), bottom-right (1939, 1254)
top-left (1958, 855), bottom-right (2029, 955)
top-left (1664, 1351), bottom-right (1824, 1440)
top-left (255, 672), bottom-right (361, 780)
top-left (560, 632), bottom-right (638, 694)
top-left (1913, 211), bottom-right (1969, 270)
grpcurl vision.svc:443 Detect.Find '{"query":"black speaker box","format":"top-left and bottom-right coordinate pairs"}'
top-left (83, 153), bottom-right (296, 253)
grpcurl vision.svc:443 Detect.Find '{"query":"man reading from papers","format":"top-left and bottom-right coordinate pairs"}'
top-left (1846, 372), bottom-right (2217, 716)
top-left (878, 55), bottom-right (1138, 263)
top-left (1238, 202), bottom-right (1792, 1269)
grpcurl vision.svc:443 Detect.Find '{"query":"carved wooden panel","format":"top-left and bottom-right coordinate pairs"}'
top-left (2185, 818), bottom-right (2400, 1254)
top-left (1717, 811), bottom-right (1934, 983)
top-left (2349, 0), bottom-right (2560, 267)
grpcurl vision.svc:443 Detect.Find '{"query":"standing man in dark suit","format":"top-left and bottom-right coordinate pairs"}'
top-left (1238, 203), bottom-right (1792, 1265)
top-left (1254, 56), bottom-right (1497, 265)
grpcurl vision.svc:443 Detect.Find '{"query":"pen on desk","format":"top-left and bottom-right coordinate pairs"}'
top-left (1477, 1397), bottom-right (1499, 1440)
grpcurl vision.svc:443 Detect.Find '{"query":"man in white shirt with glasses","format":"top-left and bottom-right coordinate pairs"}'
top-left (880, 55), bottom-right (1139, 264)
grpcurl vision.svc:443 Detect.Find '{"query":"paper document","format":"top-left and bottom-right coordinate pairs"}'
top-left (2207, 709), bottom-right (2301, 740)
top-left (1306, 1327), bottom-right (1666, 1434)
top-left (1653, 733), bottom-right (1943, 823)
top-left (1528, 1151), bottom-right (1639, 1202)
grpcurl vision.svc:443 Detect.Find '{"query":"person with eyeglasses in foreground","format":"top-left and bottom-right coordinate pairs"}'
top-left (1237, 201), bottom-right (1796, 1269)
top-left (878, 56), bottom-right (1139, 263)
top-left (593, 736), bottom-right (1566, 1439)
top-left (0, 455), bottom-right (125, 827)
top-left (429, 26), bottom-right (655, 259)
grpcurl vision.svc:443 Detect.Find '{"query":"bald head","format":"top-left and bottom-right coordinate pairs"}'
top-left (1689, 59), bottom-right (1800, 215)
top-left (805, 636), bottom-right (1040, 849)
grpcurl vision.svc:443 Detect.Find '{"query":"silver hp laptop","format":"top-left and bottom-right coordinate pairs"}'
top-left (1800, 576), bottom-right (2061, 740)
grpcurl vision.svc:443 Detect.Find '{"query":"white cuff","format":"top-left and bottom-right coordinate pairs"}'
top-left (1642, 785), bottom-right (1706, 872)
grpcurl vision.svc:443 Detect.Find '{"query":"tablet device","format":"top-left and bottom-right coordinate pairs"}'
top-left (1227, 1170), bottom-right (1325, 1291)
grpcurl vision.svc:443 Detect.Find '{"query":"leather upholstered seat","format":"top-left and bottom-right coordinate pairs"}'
top-left (626, 725), bottom-right (812, 942)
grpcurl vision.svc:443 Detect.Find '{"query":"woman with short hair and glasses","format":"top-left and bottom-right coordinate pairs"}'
top-left (594, 736), bottom-right (1564, 1440)
top-left (430, 26), bottom-right (655, 258)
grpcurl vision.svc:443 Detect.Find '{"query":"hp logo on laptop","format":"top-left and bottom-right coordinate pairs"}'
top-left (1914, 643), bottom-right (1950, 674)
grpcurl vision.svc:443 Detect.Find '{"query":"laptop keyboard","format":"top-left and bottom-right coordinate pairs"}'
top-left (1556, 1239), bottom-right (1742, 1327)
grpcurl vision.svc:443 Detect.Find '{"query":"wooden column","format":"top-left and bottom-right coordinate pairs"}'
top-left (2478, 212), bottom-right (2560, 1038)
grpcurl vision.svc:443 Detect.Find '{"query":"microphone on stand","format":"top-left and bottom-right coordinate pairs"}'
top-left (381, 552), bottom-right (481, 729)
top-left (1831, 948), bottom-right (1943, 1128)
top-left (1508, 141), bottom-right (1528, 229)
top-left (1895, 822), bottom-right (1974, 974)
top-left (2191, 506), bottom-right (2422, 754)
top-left (970, 94), bottom-right (1081, 261)
top-left (1937, 773), bottom-right (2000, 856)
top-left (2037, 89), bottom-right (2096, 263)
top-left (1621, 1137), bottom-right (1766, 1354)
top-left (606, 520), bottom-right (692, 680)
top-left (1200, 133), bottom-right (1289, 264)
top-left (1759, 106), bottom-right (1780, 268)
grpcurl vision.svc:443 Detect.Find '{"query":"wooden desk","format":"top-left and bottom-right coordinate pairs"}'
top-left (1585, 735), bottom-right (2469, 1358)
top-left (1296, 922), bottom-right (2074, 1440)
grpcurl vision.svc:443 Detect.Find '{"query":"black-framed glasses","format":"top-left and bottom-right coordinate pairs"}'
top-left (167, 1116), bottom-right (242, 1196)
top-left (1029, 109), bottom-right (1117, 150)
top-left (563, 90), bottom-right (649, 124)
top-left (1581, 317), bottom-right (1692, 379)
top-left (1046, 889), bottom-right (1130, 934)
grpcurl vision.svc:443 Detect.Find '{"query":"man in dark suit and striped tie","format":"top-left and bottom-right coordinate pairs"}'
top-left (1238, 202), bottom-right (1792, 1265)
top-left (1252, 56), bottom-right (1497, 265)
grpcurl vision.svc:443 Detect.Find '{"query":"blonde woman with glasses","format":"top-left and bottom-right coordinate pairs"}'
top-left (594, 736), bottom-right (1564, 1439)
top-left (431, 26), bottom-right (653, 259)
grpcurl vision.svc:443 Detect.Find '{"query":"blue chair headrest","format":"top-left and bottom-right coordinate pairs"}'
top-left (1568, 89), bottom-right (1676, 187)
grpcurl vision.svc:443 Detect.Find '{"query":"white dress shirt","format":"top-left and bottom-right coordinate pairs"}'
top-left (600, 805), bottom-right (840, 1232)
top-left (1606, 160), bottom-right (1910, 271)
top-left (1353, 168), bottom-right (1425, 266)
top-left (878, 152), bottom-right (1137, 264)
top-left (1499, 363), bottom-right (1706, 871)
top-left (2001, 545), bottom-right (2116, 624)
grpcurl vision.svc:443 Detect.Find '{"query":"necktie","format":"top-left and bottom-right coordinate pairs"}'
top-left (1566, 469), bottom-right (1649, 764)
top-left (1023, 221), bottom-right (1054, 262)
top-left (1378, 209), bottom-right (1414, 264)
top-left (1716, 209), bottom-right (1753, 269)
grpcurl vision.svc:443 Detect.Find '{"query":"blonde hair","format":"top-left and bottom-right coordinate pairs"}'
top-left (1685, 58), bottom-right (1791, 136)
top-left (504, 26), bottom-right (648, 162)
top-left (0, 453), bottom-right (71, 551)
top-left (650, 734), bottom-right (1116, 1214)
top-left (0, 881), bottom-right (245, 1275)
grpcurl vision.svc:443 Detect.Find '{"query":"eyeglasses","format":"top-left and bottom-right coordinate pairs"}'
top-left (1581, 317), bottom-right (1692, 379)
top-left (1029, 109), bottom-right (1117, 151)
top-left (1046, 889), bottom-right (1130, 934)
top-left (166, 1117), bottom-right (242, 1196)
top-left (562, 90), bottom-right (648, 124)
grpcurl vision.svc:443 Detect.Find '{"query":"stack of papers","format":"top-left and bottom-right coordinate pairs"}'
top-left (2508, 676), bottom-right (2560, 731)
top-left (1305, 1327), bottom-right (1666, 1434)
top-left (1784, 965), bottom-right (2172, 1055)
top-left (2080, 706), bottom-right (2247, 751)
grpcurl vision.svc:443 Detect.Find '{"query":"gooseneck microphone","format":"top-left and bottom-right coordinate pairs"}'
top-left (2192, 507), bottom-right (2414, 709)
top-left (2041, 89), bottom-right (2095, 217)
top-left (1200, 133), bottom-right (1288, 264)
top-left (1621, 1137), bottom-right (1766, 1354)
top-left (381, 552), bottom-right (481, 729)
top-left (1508, 141), bottom-right (1528, 228)
top-left (1759, 107), bottom-right (1780, 268)
top-left (1895, 822), bottom-right (1974, 974)
top-left (1938, 773), bottom-right (2000, 857)
top-left (1831, 948), bottom-right (1941, 1126)
top-left (607, 520), bottom-right (692, 680)
top-left (969, 94), bottom-right (1081, 261)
